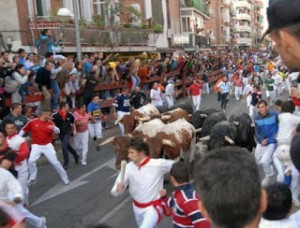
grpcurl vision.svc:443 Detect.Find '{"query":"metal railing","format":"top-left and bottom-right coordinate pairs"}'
top-left (180, 0), bottom-right (210, 16)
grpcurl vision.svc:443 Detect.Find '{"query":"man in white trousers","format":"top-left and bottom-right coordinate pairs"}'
top-left (114, 87), bottom-right (131, 136)
top-left (20, 109), bottom-right (70, 185)
top-left (188, 80), bottom-right (202, 111)
top-left (5, 121), bottom-right (30, 206)
top-left (254, 100), bottom-right (278, 187)
top-left (73, 103), bottom-right (90, 166)
top-left (0, 166), bottom-right (46, 228)
top-left (111, 137), bottom-right (174, 228)
top-left (164, 79), bottom-right (175, 108)
top-left (232, 74), bottom-right (244, 101)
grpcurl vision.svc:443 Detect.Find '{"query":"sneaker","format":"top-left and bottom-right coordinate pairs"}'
top-left (28, 180), bottom-right (36, 186)
top-left (40, 216), bottom-right (47, 228)
top-left (81, 161), bottom-right (87, 166)
top-left (293, 199), bottom-right (300, 207)
top-left (222, 109), bottom-right (226, 113)
top-left (64, 179), bottom-right (70, 185)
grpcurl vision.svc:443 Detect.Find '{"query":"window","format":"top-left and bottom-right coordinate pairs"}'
top-left (79, 0), bottom-right (93, 22)
top-left (27, 0), bottom-right (51, 18)
top-left (181, 17), bottom-right (192, 33)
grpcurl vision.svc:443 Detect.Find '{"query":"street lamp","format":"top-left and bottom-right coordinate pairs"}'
top-left (57, 2), bottom-right (82, 61)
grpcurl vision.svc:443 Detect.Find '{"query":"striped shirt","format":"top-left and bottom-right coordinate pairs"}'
top-left (163, 184), bottom-right (210, 228)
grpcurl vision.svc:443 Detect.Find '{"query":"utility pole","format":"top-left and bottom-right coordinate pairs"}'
top-left (72, 0), bottom-right (82, 61)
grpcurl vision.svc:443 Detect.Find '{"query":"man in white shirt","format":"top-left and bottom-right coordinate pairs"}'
top-left (259, 182), bottom-right (300, 228)
top-left (164, 79), bottom-right (175, 108)
top-left (111, 137), bottom-right (174, 228)
top-left (150, 83), bottom-right (163, 107)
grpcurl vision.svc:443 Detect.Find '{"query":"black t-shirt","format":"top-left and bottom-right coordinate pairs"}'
top-left (83, 74), bottom-right (98, 95)
top-left (130, 91), bottom-right (147, 109)
top-left (202, 73), bottom-right (209, 83)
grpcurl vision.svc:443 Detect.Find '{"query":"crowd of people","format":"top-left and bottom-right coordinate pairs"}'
top-left (2, 0), bottom-right (300, 227)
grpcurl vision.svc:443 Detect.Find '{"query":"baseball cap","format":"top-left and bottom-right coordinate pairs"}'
top-left (290, 133), bottom-right (300, 171)
top-left (261, 0), bottom-right (300, 41)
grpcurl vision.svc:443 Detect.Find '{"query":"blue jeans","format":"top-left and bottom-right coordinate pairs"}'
top-left (19, 81), bottom-right (31, 102)
top-left (59, 133), bottom-right (79, 167)
top-left (51, 79), bottom-right (60, 110)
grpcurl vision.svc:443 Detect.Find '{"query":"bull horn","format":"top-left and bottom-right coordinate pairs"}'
top-left (161, 115), bottom-right (171, 120)
top-left (195, 128), bottom-right (202, 133)
top-left (99, 136), bottom-right (115, 146)
top-left (199, 136), bottom-right (210, 142)
top-left (114, 116), bottom-right (124, 125)
top-left (233, 121), bottom-right (239, 126)
top-left (162, 139), bottom-right (175, 147)
top-left (224, 136), bottom-right (235, 144)
top-left (200, 114), bottom-right (208, 118)
top-left (136, 116), bottom-right (151, 122)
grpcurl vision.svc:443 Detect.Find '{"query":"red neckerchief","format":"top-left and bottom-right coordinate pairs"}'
top-left (137, 156), bottom-right (151, 170)
top-left (6, 132), bottom-right (18, 140)
top-left (58, 109), bottom-right (67, 119)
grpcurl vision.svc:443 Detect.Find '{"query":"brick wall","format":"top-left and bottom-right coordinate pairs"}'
top-left (168, 0), bottom-right (180, 33)
top-left (51, 0), bottom-right (63, 11)
top-left (16, 0), bottom-right (31, 46)
top-left (204, 0), bottom-right (222, 45)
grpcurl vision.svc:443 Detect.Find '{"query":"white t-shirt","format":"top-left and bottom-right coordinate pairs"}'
top-left (259, 210), bottom-right (300, 228)
top-left (277, 113), bottom-right (300, 144)
top-left (111, 158), bottom-right (174, 203)
top-left (150, 88), bottom-right (163, 106)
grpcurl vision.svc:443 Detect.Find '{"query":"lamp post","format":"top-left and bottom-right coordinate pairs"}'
top-left (57, 1), bottom-right (82, 61)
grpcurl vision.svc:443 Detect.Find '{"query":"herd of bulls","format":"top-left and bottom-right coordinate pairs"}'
top-left (99, 101), bottom-right (256, 169)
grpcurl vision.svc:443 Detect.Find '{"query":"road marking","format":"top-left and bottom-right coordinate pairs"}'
top-left (32, 157), bottom-right (116, 206)
top-left (97, 197), bottom-right (131, 224)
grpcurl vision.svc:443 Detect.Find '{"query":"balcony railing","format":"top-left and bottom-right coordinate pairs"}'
top-left (236, 13), bottom-right (251, 21)
top-left (235, 1), bottom-right (251, 9)
top-left (29, 22), bottom-right (158, 47)
top-left (180, 0), bottom-right (210, 17)
top-left (237, 37), bottom-right (252, 45)
top-left (236, 25), bottom-right (252, 32)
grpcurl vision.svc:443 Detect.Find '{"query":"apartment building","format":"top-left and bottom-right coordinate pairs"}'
top-left (232, 0), bottom-right (263, 49)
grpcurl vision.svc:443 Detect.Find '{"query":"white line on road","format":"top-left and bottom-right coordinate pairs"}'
top-left (97, 197), bottom-right (131, 224)
top-left (32, 157), bottom-right (117, 206)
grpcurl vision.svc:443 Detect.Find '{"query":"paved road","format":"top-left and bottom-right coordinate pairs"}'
top-left (27, 93), bottom-right (257, 228)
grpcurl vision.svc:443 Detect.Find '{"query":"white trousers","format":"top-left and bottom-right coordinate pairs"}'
top-left (117, 111), bottom-right (130, 136)
top-left (255, 143), bottom-right (276, 179)
top-left (192, 95), bottom-right (201, 111)
top-left (133, 204), bottom-right (160, 228)
top-left (249, 105), bottom-right (257, 120)
top-left (203, 82), bottom-right (210, 94)
top-left (28, 143), bottom-right (69, 184)
top-left (234, 87), bottom-right (243, 100)
top-left (16, 203), bottom-right (44, 228)
top-left (266, 90), bottom-right (275, 103)
top-left (15, 160), bottom-right (29, 205)
top-left (165, 95), bottom-right (174, 108)
top-left (74, 130), bottom-right (89, 164)
top-left (88, 121), bottom-right (102, 139)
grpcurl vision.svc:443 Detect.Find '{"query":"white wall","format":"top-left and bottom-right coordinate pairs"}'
top-left (155, 0), bottom-right (169, 48)
top-left (0, 0), bottom-right (21, 52)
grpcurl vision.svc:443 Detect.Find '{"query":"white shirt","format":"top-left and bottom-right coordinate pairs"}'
top-left (259, 210), bottom-right (300, 228)
top-left (0, 167), bottom-right (23, 202)
top-left (150, 88), bottom-right (163, 107)
top-left (165, 83), bottom-right (174, 97)
top-left (277, 113), bottom-right (300, 144)
top-left (111, 158), bottom-right (174, 203)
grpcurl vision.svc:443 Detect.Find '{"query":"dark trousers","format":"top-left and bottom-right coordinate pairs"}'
top-left (221, 92), bottom-right (229, 109)
top-left (59, 133), bottom-right (79, 166)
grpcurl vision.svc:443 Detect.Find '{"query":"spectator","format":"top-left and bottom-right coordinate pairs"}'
top-left (52, 102), bottom-right (79, 170)
top-left (82, 71), bottom-right (99, 106)
top-left (195, 146), bottom-right (267, 228)
top-left (259, 183), bottom-right (300, 227)
top-left (160, 161), bottom-right (210, 228)
top-left (17, 49), bottom-right (26, 65)
top-left (0, 103), bottom-right (28, 132)
top-left (35, 29), bottom-right (62, 56)
top-left (73, 103), bottom-right (90, 166)
top-left (11, 64), bottom-right (30, 104)
top-left (130, 86), bottom-right (147, 109)
top-left (66, 73), bottom-right (80, 108)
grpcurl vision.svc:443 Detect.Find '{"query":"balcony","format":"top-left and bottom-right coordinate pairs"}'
top-left (235, 1), bottom-right (251, 9)
top-left (29, 22), bottom-right (159, 52)
top-left (180, 0), bottom-right (210, 19)
top-left (237, 37), bottom-right (252, 46)
top-left (236, 25), bottom-right (252, 32)
top-left (236, 13), bottom-right (251, 21)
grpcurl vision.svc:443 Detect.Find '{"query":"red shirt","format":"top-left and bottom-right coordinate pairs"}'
top-left (189, 84), bottom-right (202, 96)
top-left (22, 118), bottom-right (56, 145)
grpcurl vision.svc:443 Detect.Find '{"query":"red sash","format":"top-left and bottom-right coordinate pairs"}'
top-left (133, 198), bottom-right (173, 223)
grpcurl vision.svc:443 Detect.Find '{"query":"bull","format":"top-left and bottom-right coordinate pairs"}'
top-left (200, 112), bottom-right (227, 137)
top-left (114, 103), bottom-right (160, 134)
top-left (229, 113), bottom-right (256, 151)
top-left (169, 101), bottom-right (194, 114)
top-left (199, 121), bottom-right (237, 150)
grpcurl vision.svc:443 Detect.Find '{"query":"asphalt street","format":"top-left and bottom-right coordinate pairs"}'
top-left (27, 92), bottom-right (263, 228)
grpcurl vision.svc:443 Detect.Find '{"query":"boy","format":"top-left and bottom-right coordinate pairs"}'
top-left (160, 162), bottom-right (210, 228)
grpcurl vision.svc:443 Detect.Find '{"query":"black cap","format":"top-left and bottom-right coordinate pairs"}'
top-left (290, 133), bottom-right (300, 171)
top-left (261, 0), bottom-right (300, 41)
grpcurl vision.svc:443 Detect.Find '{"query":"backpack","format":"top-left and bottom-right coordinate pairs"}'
top-left (4, 75), bottom-right (19, 93)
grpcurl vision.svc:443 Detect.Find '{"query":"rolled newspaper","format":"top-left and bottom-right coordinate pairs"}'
top-left (120, 160), bottom-right (127, 184)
